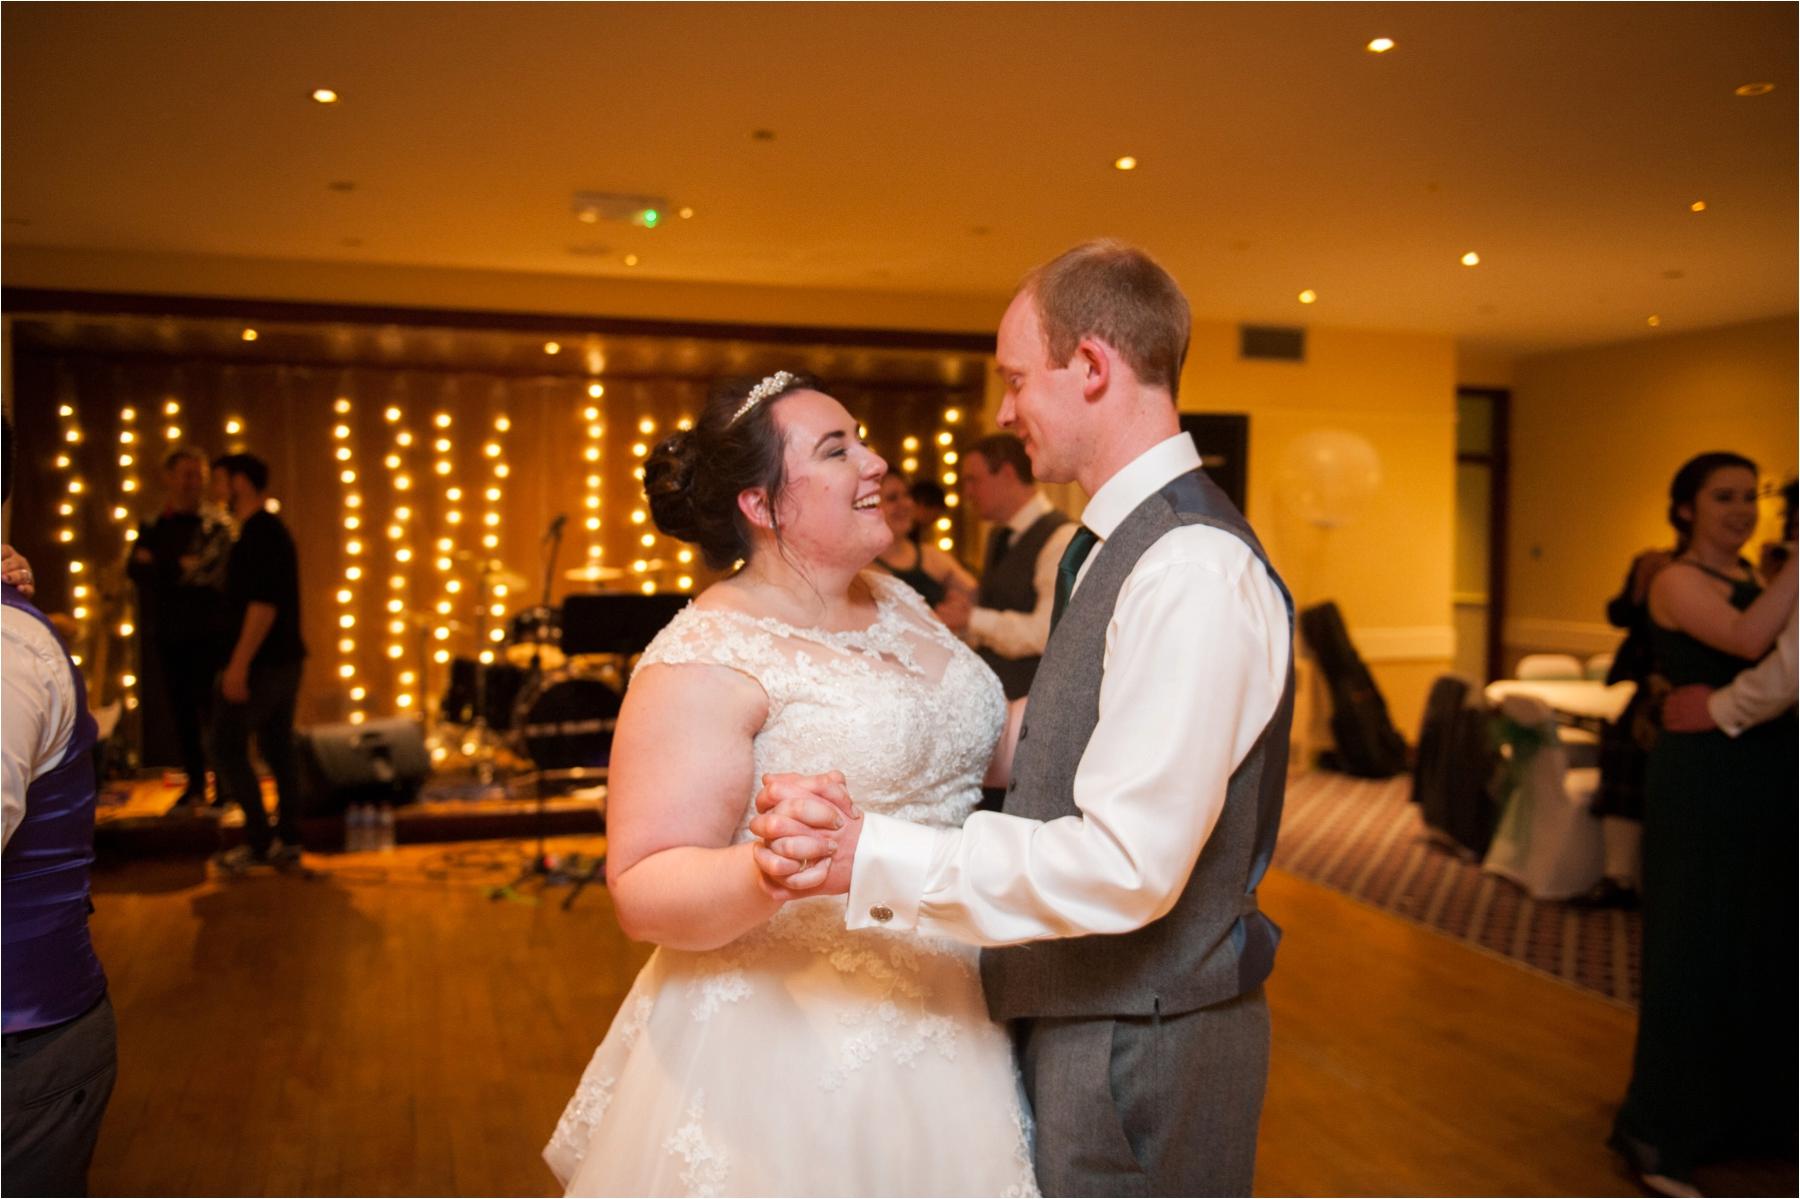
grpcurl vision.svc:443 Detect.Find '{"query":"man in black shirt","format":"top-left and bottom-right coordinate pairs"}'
top-left (127, 447), bottom-right (232, 809)
top-left (210, 453), bottom-right (307, 871)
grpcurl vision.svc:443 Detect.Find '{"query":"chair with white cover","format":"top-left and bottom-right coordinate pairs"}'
top-left (1584, 652), bottom-right (1616, 681)
top-left (1516, 653), bottom-right (1585, 681)
top-left (1481, 693), bottom-right (1604, 901)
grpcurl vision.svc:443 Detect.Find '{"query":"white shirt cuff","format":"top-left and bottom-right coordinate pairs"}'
top-left (1706, 690), bottom-right (1746, 738)
top-left (845, 810), bottom-right (941, 931)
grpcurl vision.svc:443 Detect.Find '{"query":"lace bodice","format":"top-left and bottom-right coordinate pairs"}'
top-left (636, 570), bottom-right (1006, 837)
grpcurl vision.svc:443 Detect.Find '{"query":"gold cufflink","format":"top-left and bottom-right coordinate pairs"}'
top-left (869, 905), bottom-right (893, 923)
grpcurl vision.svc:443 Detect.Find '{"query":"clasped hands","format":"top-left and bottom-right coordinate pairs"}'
top-left (749, 771), bottom-right (863, 901)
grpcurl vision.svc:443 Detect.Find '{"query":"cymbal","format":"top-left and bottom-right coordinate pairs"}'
top-left (564, 558), bottom-right (676, 581)
top-left (398, 612), bottom-right (471, 631)
top-left (446, 553), bottom-right (528, 592)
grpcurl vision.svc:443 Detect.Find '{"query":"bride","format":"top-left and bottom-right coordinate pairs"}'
top-left (544, 371), bottom-right (1037, 1197)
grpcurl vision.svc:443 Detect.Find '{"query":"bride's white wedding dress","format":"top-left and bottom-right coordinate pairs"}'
top-left (545, 570), bottom-right (1038, 1197)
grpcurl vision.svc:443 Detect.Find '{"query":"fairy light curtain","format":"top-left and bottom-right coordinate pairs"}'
top-left (10, 356), bottom-right (978, 730)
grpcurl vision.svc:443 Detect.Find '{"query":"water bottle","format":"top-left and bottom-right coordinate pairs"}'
top-left (346, 803), bottom-right (368, 853)
top-left (377, 803), bottom-right (397, 853)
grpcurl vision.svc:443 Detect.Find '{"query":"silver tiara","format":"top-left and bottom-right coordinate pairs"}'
top-left (728, 371), bottom-right (796, 426)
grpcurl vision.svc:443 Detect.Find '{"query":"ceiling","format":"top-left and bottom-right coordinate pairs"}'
top-left (4, 3), bottom-right (1795, 357)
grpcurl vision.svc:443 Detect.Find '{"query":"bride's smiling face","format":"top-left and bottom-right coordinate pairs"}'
top-left (755, 389), bottom-right (891, 571)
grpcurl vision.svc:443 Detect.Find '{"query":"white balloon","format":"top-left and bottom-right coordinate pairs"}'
top-left (1276, 429), bottom-right (1382, 529)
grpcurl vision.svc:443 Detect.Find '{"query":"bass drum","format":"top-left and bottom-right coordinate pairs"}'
top-left (514, 671), bottom-right (623, 774)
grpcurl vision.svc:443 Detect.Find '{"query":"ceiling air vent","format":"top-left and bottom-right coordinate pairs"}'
top-left (1239, 325), bottom-right (1306, 363)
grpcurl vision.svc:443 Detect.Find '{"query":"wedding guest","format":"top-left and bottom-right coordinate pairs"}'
top-left (935, 433), bottom-right (1075, 701)
top-left (873, 471), bottom-right (976, 605)
top-left (1662, 479), bottom-right (1798, 735)
top-left (209, 454), bottom-right (307, 873)
top-left (127, 447), bottom-right (232, 811)
top-left (1611, 452), bottom-right (1797, 1197)
top-left (1, 416), bottom-right (117, 1195)
top-left (908, 479), bottom-right (949, 548)
top-left (1576, 546), bottom-right (1669, 908)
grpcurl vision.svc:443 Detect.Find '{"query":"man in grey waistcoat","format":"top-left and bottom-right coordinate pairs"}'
top-left (753, 239), bottom-right (1295, 1197)
top-left (936, 433), bottom-right (1076, 702)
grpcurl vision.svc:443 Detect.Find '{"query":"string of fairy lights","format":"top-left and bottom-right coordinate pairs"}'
top-left (933, 405), bottom-right (964, 554)
top-left (52, 396), bottom-right (88, 663)
top-left (383, 408), bottom-right (419, 713)
top-left (477, 411), bottom-right (512, 664)
top-left (36, 375), bottom-right (974, 727)
top-left (581, 381), bottom-right (607, 574)
top-left (630, 408), bottom-right (663, 595)
top-left (428, 410), bottom-right (458, 679)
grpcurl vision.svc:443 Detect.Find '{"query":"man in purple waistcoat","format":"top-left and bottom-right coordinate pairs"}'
top-left (2, 416), bottom-right (117, 1195)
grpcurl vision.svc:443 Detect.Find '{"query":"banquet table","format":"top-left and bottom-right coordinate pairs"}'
top-left (1484, 678), bottom-right (1637, 725)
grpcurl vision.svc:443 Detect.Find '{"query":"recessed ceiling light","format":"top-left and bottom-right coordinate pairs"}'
top-left (1113, 155), bottom-right (1138, 171)
top-left (576, 208), bottom-right (600, 224)
top-left (544, 341), bottom-right (562, 355)
top-left (328, 180), bottom-right (356, 192)
top-left (1734, 82), bottom-right (1775, 97)
top-left (1297, 289), bottom-right (1318, 304)
top-left (751, 128), bottom-right (776, 141)
top-left (311, 88), bottom-right (339, 104)
top-left (1689, 200), bottom-right (1707, 213)
top-left (623, 254), bottom-right (640, 267)
top-left (241, 328), bottom-right (259, 342)
top-left (678, 207), bottom-right (695, 220)
top-left (1647, 315), bottom-right (1662, 328)
top-left (1460, 251), bottom-right (1481, 267)
top-left (1366, 37), bottom-right (1396, 53)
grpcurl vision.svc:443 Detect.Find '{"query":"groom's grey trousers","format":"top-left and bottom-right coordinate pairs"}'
top-left (1015, 990), bottom-right (1270, 1197)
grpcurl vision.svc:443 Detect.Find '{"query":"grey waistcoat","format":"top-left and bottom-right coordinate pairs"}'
top-left (977, 509), bottom-right (1070, 701)
top-left (980, 467), bottom-right (1295, 1021)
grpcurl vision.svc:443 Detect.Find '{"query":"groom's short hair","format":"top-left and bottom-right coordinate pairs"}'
top-left (1021, 240), bottom-right (1191, 402)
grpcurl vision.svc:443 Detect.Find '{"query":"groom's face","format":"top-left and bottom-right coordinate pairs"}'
top-left (994, 290), bottom-right (1083, 485)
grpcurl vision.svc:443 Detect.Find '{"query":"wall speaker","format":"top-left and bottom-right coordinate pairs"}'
top-left (299, 717), bottom-right (429, 814)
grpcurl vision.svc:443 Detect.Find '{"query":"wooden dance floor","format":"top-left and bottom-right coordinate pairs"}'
top-left (84, 828), bottom-right (1786, 1196)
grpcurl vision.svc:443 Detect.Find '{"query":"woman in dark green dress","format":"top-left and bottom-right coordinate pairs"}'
top-left (1612, 452), bottom-right (1798, 1195)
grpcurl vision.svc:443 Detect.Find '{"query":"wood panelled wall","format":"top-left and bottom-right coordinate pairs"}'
top-left (9, 350), bottom-right (980, 738)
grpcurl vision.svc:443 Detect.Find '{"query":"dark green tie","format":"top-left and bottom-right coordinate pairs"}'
top-left (1050, 525), bottom-right (1100, 630)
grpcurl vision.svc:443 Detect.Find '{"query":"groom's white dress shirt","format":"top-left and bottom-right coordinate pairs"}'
top-left (847, 433), bottom-right (1291, 945)
top-left (1707, 603), bottom-right (1798, 736)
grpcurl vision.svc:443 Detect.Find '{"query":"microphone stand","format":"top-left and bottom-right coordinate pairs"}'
top-left (493, 514), bottom-right (602, 909)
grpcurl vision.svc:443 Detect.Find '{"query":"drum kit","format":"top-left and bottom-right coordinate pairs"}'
top-left (432, 547), bottom-right (684, 793)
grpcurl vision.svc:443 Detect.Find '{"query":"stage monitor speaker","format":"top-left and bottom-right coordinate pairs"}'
top-left (299, 717), bottom-right (430, 814)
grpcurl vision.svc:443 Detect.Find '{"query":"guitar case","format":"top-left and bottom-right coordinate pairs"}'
top-left (1298, 601), bottom-right (1409, 778)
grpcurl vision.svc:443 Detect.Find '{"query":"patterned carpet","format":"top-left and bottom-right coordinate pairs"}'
top-left (1273, 771), bottom-right (1641, 1005)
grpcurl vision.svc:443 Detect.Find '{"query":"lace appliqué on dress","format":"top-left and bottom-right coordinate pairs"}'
top-left (688, 969), bottom-right (752, 1022)
top-left (664, 1090), bottom-right (729, 1198)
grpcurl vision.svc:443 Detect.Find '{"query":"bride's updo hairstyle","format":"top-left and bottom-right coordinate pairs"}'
top-left (644, 371), bottom-right (823, 570)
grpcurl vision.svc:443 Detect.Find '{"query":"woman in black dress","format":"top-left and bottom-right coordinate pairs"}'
top-left (1612, 451), bottom-right (1798, 1195)
top-left (872, 471), bottom-right (976, 607)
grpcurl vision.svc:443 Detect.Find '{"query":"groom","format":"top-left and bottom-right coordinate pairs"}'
top-left (753, 239), bottom-right (1295, 1197)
